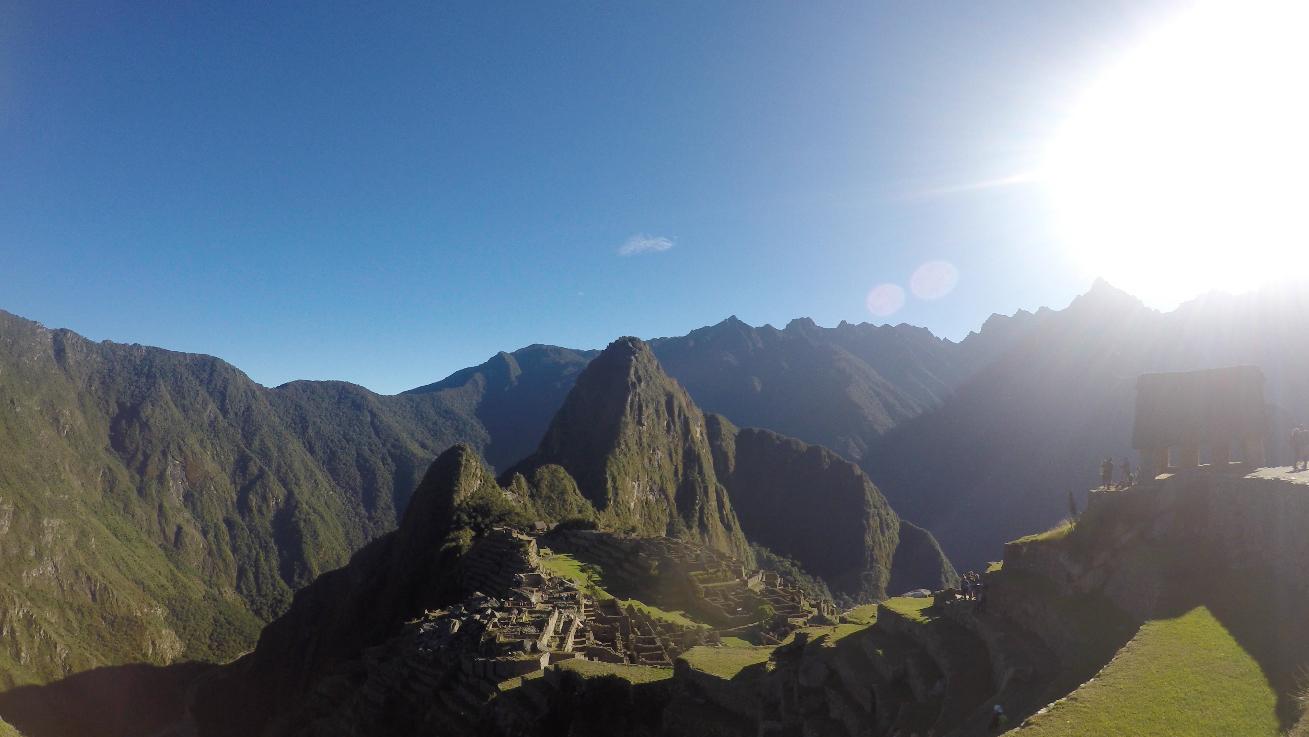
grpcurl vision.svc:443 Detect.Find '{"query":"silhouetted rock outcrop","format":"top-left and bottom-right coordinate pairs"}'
top-left (195, 444), bottom-right (501, 736)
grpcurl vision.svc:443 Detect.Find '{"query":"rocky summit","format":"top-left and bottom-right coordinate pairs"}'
top-left (506, 337), bottom-right (753, 561)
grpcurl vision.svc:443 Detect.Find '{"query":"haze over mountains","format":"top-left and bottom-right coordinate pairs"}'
top-left (3, 280), bottom-right (1309, 689)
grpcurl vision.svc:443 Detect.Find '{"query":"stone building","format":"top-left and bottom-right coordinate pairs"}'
top-left (1132, 365), bottom-right (1269, 477)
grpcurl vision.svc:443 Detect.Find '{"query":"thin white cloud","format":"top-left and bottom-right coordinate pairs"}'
top-left (617, 233), bottom-right (675, 256)
top-left (903, 170), bottom-right (1044, 201)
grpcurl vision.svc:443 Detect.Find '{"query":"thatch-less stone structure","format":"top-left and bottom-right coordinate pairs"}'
top-left (1132, 366), bottom-right (1269, 476)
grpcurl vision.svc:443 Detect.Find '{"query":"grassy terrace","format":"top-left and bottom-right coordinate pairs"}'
top-left (844, 603), bottom-right (880, 625)
top-left (539, 552), bottom-right (707, 629)
top-left (679, 645), bottom-right (775, 679)
top-left (881, 596), bottom-right (934, 623)
top-left (1016, 607), bottom-right (1279, 737)
top-left (556, 658), bottom-right (674, 684)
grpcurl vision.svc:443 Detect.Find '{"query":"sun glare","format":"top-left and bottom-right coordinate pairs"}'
top-left (1046, 1), bottom-right (1309, 307)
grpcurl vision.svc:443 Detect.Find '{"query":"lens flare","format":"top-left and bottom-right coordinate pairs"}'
top-left (910, 261), bottom-right (960, 300)
top-left (866, 283), bottom-right (906, 317)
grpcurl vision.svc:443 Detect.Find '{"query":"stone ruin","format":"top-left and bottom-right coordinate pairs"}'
top-left (412, 527), bottom-right (714, 684)
top-left (547, 529), bottom-right (830, 643)
top-left (294, 526), bottom-right (842, 734)
top-left (318, 522), bottom-right (844, 736)
top-left (1132, 365), bottom-right (1269, 478)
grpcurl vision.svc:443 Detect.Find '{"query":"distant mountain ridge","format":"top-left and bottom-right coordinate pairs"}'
top-left (864, 280), bottom-right (1309, 568)
top-left (11, 279), bottom-right (1308, 688)
top-left (0, 307), bottom-right (982, 685)
top-left (189, 337), bottom-right (956, 736)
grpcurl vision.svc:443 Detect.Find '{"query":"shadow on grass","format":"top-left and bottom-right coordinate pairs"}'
top-left (0, 661), bottom-right (213, 737)
top-left (1149, 560), bottom-right (1308, 730)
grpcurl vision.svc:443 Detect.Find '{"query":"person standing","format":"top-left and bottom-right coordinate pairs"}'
top-left (1100, 457), bottom-right (1114, 488)
top-left (1292, 425), bottom-right (1306, 472)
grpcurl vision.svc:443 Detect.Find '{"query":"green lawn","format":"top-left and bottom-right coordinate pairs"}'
top-left (679, 644), bottom-right (775, 679)
top-left (540, 552), bottom-right (707, 628)
top-left (540, 553), bottom-right (608, 597)
top-left (881, 596), bottom-right (934, 623)
top-left (785, 622), bottom-right (868, 646)
top-left (1015, 607), bottom-right (1279, 737)
top-left (844, 603), bottom-right (880, 625)
top-left (556, 658), bottom-right (673, 684)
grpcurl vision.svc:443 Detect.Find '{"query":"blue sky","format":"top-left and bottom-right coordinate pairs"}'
top-left (1, 1), bottom-right (1186, 393)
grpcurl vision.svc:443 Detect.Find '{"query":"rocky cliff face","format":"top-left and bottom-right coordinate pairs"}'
top-left (507, 338), bottom-right (752, 560)
top-left (706, 416), bottom-right (956, 602)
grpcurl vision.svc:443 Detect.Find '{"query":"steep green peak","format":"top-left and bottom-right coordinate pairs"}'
top-left (509, 337), bottom-right (751, 560)
top-left (397, 443), bottom-right (491, 551)
top-left (590, 335), bottom-right (658, 378)
top-left (524, 336), bottom-right (693, 492)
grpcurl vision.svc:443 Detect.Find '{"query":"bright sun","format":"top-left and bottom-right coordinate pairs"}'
top-left (1045, 0), bottom-right (1309, 307)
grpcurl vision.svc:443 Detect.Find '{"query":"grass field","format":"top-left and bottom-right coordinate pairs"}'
top-left (881, 596), bottom-right (934, 623)
top-left (1015, 607), bottom-right (1279, 737)
top-left (539, 552), bottom-right (707, 628)
top-left (556, 658), bottom-right (674, 684)
top-left (844, 603), bottom-right (880, 625)
top-left (679, 645), bottom-right (775, 679)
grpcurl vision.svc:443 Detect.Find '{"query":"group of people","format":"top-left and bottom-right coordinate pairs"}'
top-left (1099, 457), bottom-right (1135, 489)
top-left (960, 570), bottom-right (987, 610)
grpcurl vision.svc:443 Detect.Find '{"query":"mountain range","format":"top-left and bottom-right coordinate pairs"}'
top-left (4, 279), bottom-right (1309, 688)
top-left (187, 336), bottom-right (955, 736)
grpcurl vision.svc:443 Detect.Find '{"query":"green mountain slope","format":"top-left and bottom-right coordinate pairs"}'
top-left (0, 311), bottom-right (490, 685)
top-left (401, 345), bottom-right (598, 470)
top-left (0, 305), bottom-right (987, 687)
top-left (706, 415), bottom-right (956, 602)
top-left (506, 337), bottom-right (752, 560)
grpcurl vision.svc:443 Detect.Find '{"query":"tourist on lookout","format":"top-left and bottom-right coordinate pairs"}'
top-left (988, 704), bottom-right (1008, 731)
top-left (1292, 425), bottom-right (1306, 472)
top-left (1100, 457), bottom-right (1114, 488)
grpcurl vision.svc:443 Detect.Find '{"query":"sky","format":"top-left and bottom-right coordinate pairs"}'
top-left (1, 1), bottom-right (1201, 393)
